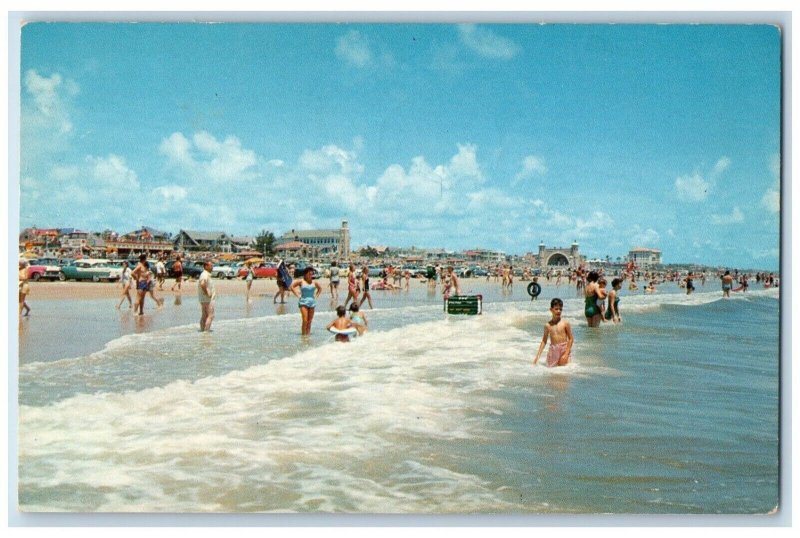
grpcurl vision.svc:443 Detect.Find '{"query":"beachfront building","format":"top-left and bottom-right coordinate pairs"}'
top-left (276, 221), bottom-right (351, 259)
top-left (19, 227), bottom-right (61, 255)
top-left (275, 241), bottom-right (320, 260)
top-left (464, 249), bottom-right (506, 264)
top-left (535, 241), bottom-right (584, 268)
top-left (628, 247), bottom-right (662, 268)
top-left (229, 235), bottom-right (256, 253)
top-left (105, 227), bottom-right (174, 259)
top-left (174, 230), bottom-right (233, 253)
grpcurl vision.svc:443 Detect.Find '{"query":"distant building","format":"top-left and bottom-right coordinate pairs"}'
top-left (463, 249), bottom-right (506, 264)
top-left (229, 236), bottom-right (256, 253)
top-left (277, 221), bottom-right (351, 259)
top-left (106, 227), bottom-right (174, 258)
top-left (536, 241), bottom-right (584, 268)
top-left (628, 247), bottom-right (662, 268)
top-left (174, 230), bottom-right (232, 253)
top-left (276, 241), bottom-right (320, 260)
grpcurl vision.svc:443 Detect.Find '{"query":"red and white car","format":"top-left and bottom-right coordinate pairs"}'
top-left (27, 258), bottom-right (62, 281)
top-left (237, 262), bottom-right (278, 279)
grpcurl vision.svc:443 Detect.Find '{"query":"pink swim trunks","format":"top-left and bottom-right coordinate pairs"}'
top-left (546, 342), bottom-right (572, 367)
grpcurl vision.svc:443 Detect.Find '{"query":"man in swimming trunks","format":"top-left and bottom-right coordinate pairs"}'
top-left (198, 259), bottom-right (216, 332)
top-left (721, 270), bottom-right (734, 298)
top-left (534, 297), bottom-right (574, 367)
top-left (131, 254), bottom-right (150, 316)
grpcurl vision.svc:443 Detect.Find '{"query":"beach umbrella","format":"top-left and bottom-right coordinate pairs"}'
top-left (245, 257), bottom-right (263, 265)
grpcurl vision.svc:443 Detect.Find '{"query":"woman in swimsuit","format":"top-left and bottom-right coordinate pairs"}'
top-left (442, 266), bottom-right (461, 300)
top-left (19, 259), bottom-right (31, 317)
top-left (117, 260), bottom-right (133, 309)
top-left (359, 266), bottom-right (374, 310)
top-left (244, 262), bottom-right (255, 303)
top-left (343, 264), bottom-right (359, 308)
top-left (605, 278), bottom-right (622, 324)
top-left (291, 266), bottom-right (322, 335)
top-left (584, 271), bottom-right (605, 327)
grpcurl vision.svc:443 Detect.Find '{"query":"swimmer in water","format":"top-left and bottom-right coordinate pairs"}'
top-left (534, 297), bottom-right (574, 367)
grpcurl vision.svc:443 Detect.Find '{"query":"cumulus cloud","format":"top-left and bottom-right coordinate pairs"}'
top-left (710, 156), bottom-right (731, 179)
top-left (513, 155), bottom-right (547, 185)
top-left (711, 206), bottom-right (745, 225)
top-left (88, 154), bottom-right (140, 191)
top-left (159, 130), bottom-right (258, 182)
top-left (152, 185), bottom-right (188, 202)
top-left (628, 226), bottom-right (660, 246)
top-left (760, 189), bottom-right (780, 214)
top-left (335, 30), bottom-right (374, 67)
top-left (299, 144), bottom-right (365, 177)
top-left (23, 69), bottom-right (77, 135)
top-left (675, 172), bottom-right (710, 202)
top-left (458, 24), bottom-right (521, 60)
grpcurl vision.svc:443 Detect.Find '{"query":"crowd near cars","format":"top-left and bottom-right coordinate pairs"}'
top-left (23, 254), bottom-right (522, 284)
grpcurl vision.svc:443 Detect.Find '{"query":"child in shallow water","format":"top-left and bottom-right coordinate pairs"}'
top-left (534, 298), bottom-right (574, 368)
top-left (327, 305), bottom-right (357, 343)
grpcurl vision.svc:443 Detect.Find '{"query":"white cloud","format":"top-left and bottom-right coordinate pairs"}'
top-left (152, 185), bottom-right (188, 202)
top-left (761, 189), bottom-right (780, 214)
top-left (513, 155), bottom-right (547, 185)
top-left (458, 24), bottom-right (521, 60)
top-left (23, 69), bottom-right (76, 135)
top-left (159, 130), bottom-right (258, 182)
top-left (299, 144), bottom-right (365, 177)
top-left (444, 143), bottom-right (484, 184)
top-left (629, 226), bottom-right (660, 246)
top-left (675, 172), bottom-right (710, 202)
top-left (711, 206), bottom-right (745, 225)
top-left (335, 30), bottom-right (374, 67)
top-left (88, 154), bottom-right (140, 190)
top-left (710, 156), bottom-right (731, 179)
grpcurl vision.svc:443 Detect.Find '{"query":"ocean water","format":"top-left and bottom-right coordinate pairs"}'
top-left (17, 282), bottom-right (780, 513)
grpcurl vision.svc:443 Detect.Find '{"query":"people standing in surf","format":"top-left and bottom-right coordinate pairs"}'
top-left (349, 302), bottom-right (368, 335)
top-left (344, 263), bottom-right (360, 307)
top-left (155, 256), bottom-right (167, 290)
top-left (131, 254), bottom-right (151, 316)
top-left (597, 278), bottom-right (609, 321)
top-left (244, 261), bottom-right (255, 303)
top-left (605, 278), bottom-right (622, 324)
top-left (534, 297), bottom-right (574, 367)
top-left (170, 254), bottom-right (183, 292)
top-left (117, 260), bottom-right (133, 309)
top-left (274, 262), bottom-right (293, 304)
top-left (326, 305), bottom-right (357, 342)
top-left (329, 261), bottom-right (340, 302)
top-left (685, 272), bottom-right (695, 295)
top-left (198, 259), bottom-right (216, 332)
top-left (442, 265), bottom-right (462, 300)
top-left (146, 262), bottom-right (165, 308)
top-left (583, 271), bottom-right (606, 327)
top-left (19, 259), bottom-right (31, 317)
top-left (359, 266), bottom-right (374, 310)
top-left (292, 266), bottom-right (322, 335)
top-left (721, 270), bottom-right (734, 298)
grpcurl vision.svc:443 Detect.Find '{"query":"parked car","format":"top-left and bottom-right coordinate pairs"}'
top-left (59, 259), bottom-right (123, 282)
top-left (238, 262), bottom-right (278, 279)
top-left (165, 260), bottom-right (205, 279)
top-left (27, 259), bottom-right (62, 281)
top-left (212, 263), bottom-right (237, 279)
top-left (461, 266), bottom-right (488, 278)
top-left (367, 266), bottom-right (384, 278)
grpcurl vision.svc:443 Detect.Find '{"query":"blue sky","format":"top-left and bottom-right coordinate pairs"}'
top-left (18, 22), bottom-right (781, 268)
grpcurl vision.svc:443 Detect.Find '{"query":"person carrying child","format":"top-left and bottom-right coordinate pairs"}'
top-left (534, 298), bottom-right (574, 368)
top-left (349, 302), bottom-right (368, 336)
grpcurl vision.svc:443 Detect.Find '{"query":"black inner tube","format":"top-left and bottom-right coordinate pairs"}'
top-left (527, 282), bottom-right (541, 297)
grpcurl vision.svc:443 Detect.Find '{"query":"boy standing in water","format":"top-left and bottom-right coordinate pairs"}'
top-left (534, 298), bottom-right (574, 367)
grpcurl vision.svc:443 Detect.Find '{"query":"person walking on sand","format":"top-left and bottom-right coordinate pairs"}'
top-left (155, 256), bottom-right (167, 290)
top-left (244, 261), bottom-right (255, 303)
top-left (198, 259), bottom-right (216, 332)
top-left (329, 261), bottom-right (341, 302)
top-left (131, 254), bottom-right (150, 315)
top-left (146, 262), bottom-right (165, 308)
top-left (721, 270), bottom-right (734, 298)
top-left (534, 298), bottom-right (574, 367)
top-left (117, 260), bottom-right (133, 309)
top-left (19, 259), bottom-right (31, 317)
top-left (359, 266), bottom-right (374, 310)
top-left (344, 263), bottom-right (359, 308)
top-left (292, 266), bottom-right (322, 335)
top-left (170, 254), bottom-right (183, 292)
top-left (274, 262), bottom-right (293, 304)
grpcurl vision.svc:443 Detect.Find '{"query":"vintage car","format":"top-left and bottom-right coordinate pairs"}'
top-left (212, 263), bottom-right (237, 279)
top-left (27, 258), bottom-right (62, 281)
top-left (237, 262), bottom-right (278, 279)
top-left (59, 259), bottom-right (123, 282)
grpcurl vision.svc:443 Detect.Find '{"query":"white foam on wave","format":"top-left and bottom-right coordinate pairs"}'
top-left (20, 305), bottom-right (617, 512)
